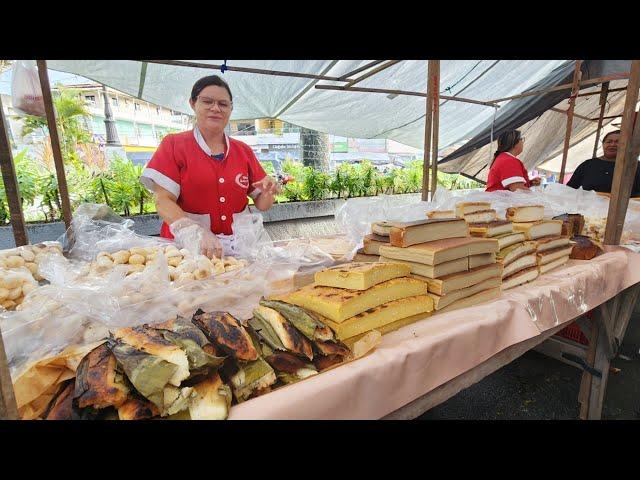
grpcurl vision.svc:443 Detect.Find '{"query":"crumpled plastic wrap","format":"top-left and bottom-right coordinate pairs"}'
top-left (334, 184), bottom-right (640, 246)
top-left (0, 251), bottom-right (179, 378)
top-left (0, 247), bottom-right (286, 380)
top-left (59, 203), bottom-right (170, 261)
top-left (222, 209), bottom-right (273, 259)
top-left (335, 195), bottom-right (437, 256)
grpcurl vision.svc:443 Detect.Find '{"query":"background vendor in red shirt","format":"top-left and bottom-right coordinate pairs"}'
top-left (485, 129), bottom-right (541, 192)
top-left (140, 75), bottom-right (279, 258)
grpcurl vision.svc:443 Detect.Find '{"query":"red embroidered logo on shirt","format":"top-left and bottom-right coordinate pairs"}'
top-left (235, 173), bottom-right (249, 189)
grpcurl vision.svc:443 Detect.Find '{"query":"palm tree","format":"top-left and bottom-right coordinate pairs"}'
top-left (20, 87), bottom-right (92, 159)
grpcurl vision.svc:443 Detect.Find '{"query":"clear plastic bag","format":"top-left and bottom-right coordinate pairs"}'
top-left (11, 60), bottom-right (46, 117)
top-left (59, 203), bottom-right (170, 261)
top-left (168, 261), bottom-right (274, 321)
top-left (335, 195), bottom-right (437, 255)
top-left (221, 209), bottom-right (273, 260)
top-left (1, 252), bottom-right (180, 378)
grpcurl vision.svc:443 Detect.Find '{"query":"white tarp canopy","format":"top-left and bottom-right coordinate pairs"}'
top-left (45, 61), bottom-right (562, 140)
top-left (43, 60), bottom-right (628, 178)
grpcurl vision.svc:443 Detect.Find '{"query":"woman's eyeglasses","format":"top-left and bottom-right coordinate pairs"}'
top-left (197, 96), bottom-right (232, 111)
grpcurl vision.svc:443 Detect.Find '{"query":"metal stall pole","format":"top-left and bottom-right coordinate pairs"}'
top-left (0, 96), bottom-right (28, 246)
top-left (559, 60), bottom-right (584, 183)
top-left (36, 60), bottom-right (73, 229)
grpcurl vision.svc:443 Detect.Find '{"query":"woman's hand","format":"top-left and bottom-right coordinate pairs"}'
top-left (169, 217), bottom-right (223, 259)
top-left (529, 177), bottom-right (542, 186)
top-left (252, 176), bottom-right (280, 196)
top-left (252, 176), bottom-right (280, 211)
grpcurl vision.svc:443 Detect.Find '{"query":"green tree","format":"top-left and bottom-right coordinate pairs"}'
top-left (21, 88), bottom-right (92, 158)
top-left (0, 149), bottom-right (40, 224)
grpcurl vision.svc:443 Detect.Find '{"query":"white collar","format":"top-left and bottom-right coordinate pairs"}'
top-left (504, 151), bottom-right (518, 159)
top-left (193, 126), bottom-right (230, 160)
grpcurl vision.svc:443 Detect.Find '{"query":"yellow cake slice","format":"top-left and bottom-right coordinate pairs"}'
top-left (274, 277), bottom-right (428, 322)
top-left (419, 263), bottom-right (503, 296)
top-left (428, 277), bottom-right (501, 310)
top-left (378, 255), bottom-right (468, 279)
top-left (319, 295), bottom-right (434, 340)
top-left (513, 220), bottom-right (563, 240)
top-left (342, 311), bottom-right (433, 347)
top-left (469, 253), bottom-right (496, 269)
top-left (314, 262), bottom-right (411, 291)
top-left (438, 287), bottom-right (501, 313)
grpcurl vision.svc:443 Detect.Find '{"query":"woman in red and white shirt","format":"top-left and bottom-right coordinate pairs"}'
top-left (140, 75), bottom-right (279, 258)
top-left (485, 129), bottom-right (541, 192)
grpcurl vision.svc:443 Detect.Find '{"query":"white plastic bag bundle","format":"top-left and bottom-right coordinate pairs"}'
top-left (222, 209), bottom-right (272, 259)
top-left (11, 60), bottom-right (45, 117)
top-left (59, 203), bottom-right (170, 261)
top-left (335, 194), bottom-right (437, 254)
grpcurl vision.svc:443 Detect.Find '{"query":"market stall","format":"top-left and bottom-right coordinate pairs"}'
top-left (1, 59), bottom-right (639, 420)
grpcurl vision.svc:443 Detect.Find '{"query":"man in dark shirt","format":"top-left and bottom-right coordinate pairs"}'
top-left (567, 130), bottom-right (640, 195)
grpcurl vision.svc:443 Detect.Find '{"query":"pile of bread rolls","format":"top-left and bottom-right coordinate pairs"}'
top-left (0, 243), bottom-right (64, 310)
top-left (89, 244), bottom-right (248, 282)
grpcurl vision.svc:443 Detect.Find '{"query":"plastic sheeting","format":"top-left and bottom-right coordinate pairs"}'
top-left (45, 60), bottom-right (565, 155)
top-left (39, 60), bottom-right (631, 179)
top-left (440, 60), bottom-right (632, 179)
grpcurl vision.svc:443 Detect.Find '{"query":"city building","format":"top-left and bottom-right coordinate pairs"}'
top-left (1, 66), bottom-right (423, 170)
top-left (0, 68), bottom-right (191, 164)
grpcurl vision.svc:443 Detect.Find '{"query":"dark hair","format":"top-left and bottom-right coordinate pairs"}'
top-left (602, 130), bottom-right (621, 143)
top-left (493, 129), bottom-right (522, 162)
top-left (190, 75), bottom-right (233, 103)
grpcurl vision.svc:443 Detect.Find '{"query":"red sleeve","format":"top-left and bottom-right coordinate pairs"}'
top-left (140, 135), bottom-right (182, 197)
top-left (494, 155), bottom-right (528, 188)
top-left (246, 146), bottom-right (267, 197)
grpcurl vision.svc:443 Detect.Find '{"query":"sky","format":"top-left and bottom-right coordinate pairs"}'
top-left (0, 67), bottom-right (92, 96)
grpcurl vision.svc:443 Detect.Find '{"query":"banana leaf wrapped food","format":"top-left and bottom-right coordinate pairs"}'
top-left (187, 372), bottom-right (232, 420)
top-left (117, 394), bottom-right (161, 420)
top-left (258, 300), bottom-right (334, 342)
top-left (107, 337), bottom-right (193, 416)
top-left (72, 343), bottom-right (130, 419)
top-left (152, 317), bottom-right (226, 377)
top-left (253, 302), bottom-right (351, 372)
top-left (246, 317), bottom-right (319, 386)
top-left (114, 325), bottom-right (191, 387)
top-left (43, 379), bottom-right (75, 420)
top-left (251, 306), bottom-right (314, 360)
top-left (263, 352), bottom-right (318, 385)
top-left (191, 310), bottom-right (259, 362)
top-left (190, 309), bottom-right (277, 404)
top-left (226, 356), bottom-right (277, 403)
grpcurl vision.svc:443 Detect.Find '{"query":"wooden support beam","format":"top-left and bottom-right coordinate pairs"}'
top-left (488, 72), bottom-right (630, 104)
top-left (577, 86), bottom-right (626, 98)
top-left (559, 60), bottom-right (584, 182)
top-left (549, 107), bottom-right (595, 122)
top-left (590, 114), bottom-right (623, 121)
top-left (0, 324), bottom-right (18, 420)
top-left (314, 84), bottom-right (499, 107)
top-left (142, 59), bottom-right (357, 83)
top-left (344, 60), bottom-right (401, 88)
top-left (430, 61), bottom-right (440, 198)
top-left (578, 317), bottom-right (598, 419)
top-left (613, 284), bottom-right (640, 347)
top-left (586, 310), bottom-right (611, 420)
top-left (604, 60), bottom-right (640, 245)
top-left (338, 60), bottom-right (386, 81)
top-left (0, 96), bottom-right (28, 246)
top-left (422, 61), bottom-right (436, 202)
top-left (592, 82), bottom-right (610, 158)
top-left (37, 60), bottom-right (73, 230)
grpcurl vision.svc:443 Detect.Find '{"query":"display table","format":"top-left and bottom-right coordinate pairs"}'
top-left (229, 247), bottom-right (640, 419)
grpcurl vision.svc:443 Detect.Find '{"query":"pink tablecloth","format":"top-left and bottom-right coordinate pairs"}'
top-left (229, 248), bottom-right (640, 419)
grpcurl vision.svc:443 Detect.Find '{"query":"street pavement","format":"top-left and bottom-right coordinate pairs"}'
top-left (418, 314), bottom-right (640, 420)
